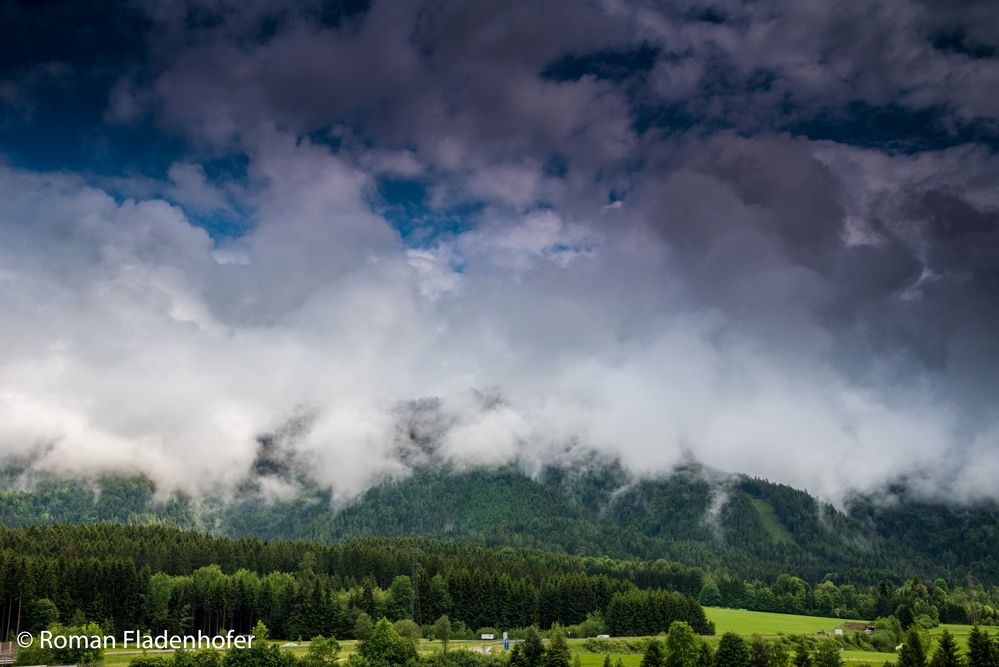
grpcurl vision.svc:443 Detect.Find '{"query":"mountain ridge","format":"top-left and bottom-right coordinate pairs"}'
top-left (2, 462), bottom-right (997, 586)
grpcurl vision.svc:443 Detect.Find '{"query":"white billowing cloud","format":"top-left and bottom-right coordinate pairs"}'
top-left (0, 127), bottom-right (996, 505)
top-left (166, 162), bottom-right (232, 214)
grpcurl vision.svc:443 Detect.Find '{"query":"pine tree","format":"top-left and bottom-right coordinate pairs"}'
top-left (524, 627), bottom-right (546, 667)
top-left (898, 627), bottom-right (927, 667)
top-left (546, 628), bottom-right (572, 667)
top-left (930, 629), bottom-right (961, 667)
top-left (967, 626), bottom-right (994, 667)
top-left (716, 633), bottom-right (750, 667)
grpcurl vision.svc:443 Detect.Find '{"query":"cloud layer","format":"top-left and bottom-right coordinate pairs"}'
top-left (1, 0), bottom-right (998, 504)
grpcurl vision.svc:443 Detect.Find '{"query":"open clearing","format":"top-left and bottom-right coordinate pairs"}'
top-left (706, 607), bottom-right (867, 636)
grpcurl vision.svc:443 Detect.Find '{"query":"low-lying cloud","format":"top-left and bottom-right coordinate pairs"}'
top-left (1, 0), bottom-right (998, 505)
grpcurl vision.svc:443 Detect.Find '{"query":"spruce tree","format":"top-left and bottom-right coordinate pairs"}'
top-left (546, 628), bottom-right (572, 667)
top-left (524, 627), bottom-right (546, 667)
top-left (930, 629), bottom-right (961, 667)
top-left (898, 627), bottom-right (927, 667)
top-left (967, 626), bottom-right (994, 667)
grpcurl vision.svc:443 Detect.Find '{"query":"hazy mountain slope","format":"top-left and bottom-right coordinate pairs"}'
top-left (2, 464), bottom-right (997, 585)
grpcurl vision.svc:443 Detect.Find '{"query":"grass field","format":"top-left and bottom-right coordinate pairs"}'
top-left (87, 609), bottom-right (999, 665)
top-left (706, 607), bottom-right (867, 636)
top-left (749, 499), bottom-right (796, 545)
top-left (841, 650), bottom-right (896, 664)
top-left (573, 653), bottom-right (642, 667)
top-left (708, 607), bottom-right (999, 664)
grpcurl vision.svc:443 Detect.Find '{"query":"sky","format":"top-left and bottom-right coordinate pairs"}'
top-left (1, 0), bottom-right (999, 504)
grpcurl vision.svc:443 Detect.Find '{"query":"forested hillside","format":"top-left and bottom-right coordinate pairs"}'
top-left (2, 464), bottom-right (999, 589)
top-left (0, 525), bottom-right (712, 640)
top-left (2, 523), bottom-right (998, 651)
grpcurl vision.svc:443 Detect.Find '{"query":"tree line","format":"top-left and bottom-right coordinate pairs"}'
top-left (0, 525), bottom-right (711, 642)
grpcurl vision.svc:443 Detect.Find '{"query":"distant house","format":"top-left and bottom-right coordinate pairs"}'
top-left (596, 634), bottom-right (611, 639)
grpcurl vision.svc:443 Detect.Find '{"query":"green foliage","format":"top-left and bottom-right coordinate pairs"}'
top-left (174, 648), bottom-right (223, 667)
top-left (749, 636), bottom-right (770, 667)
top-left (870, 617), bottom-right (904, 653)
top-left (606, 589), bottom-right (714, 636)
top-left (48, 621), bottom-right (106, 665)
top-left (716, 633), bottom-right (750, 667)
top-left (929, 629), bottom-right (960, 667)
top-left (814, 641), bottom-right (842, 667)
top-left (523, 627), bottom-right (546, 667)
top-left (387, 576), bottom-right (415, 621)
top-left (699, 582), bottom-right (722, 607)
top-left (898, 628), bottom-right (928, 667)
top-left (130, 656), bottom-right (175, 667)
top-left (434, 615), bottom-right (452, 651)
top-left (254, 621), bottom-right (271, 642)
top-left (356, 613), bottom-right (375, 640)
top-left (967, 626), bottom-right (995, 667)
top-left (546, 627), bottom-right (572, 667)
top-left (793, 640), bottom-right (812, 667)
top-left (697, 641), bottom-right (714, 667)
top-left (769, 640), bottom-right (789, 667)
top-left (305, 636), bottom-right (341, 666)
top-left (358, 618), bottom-right (418, 667)
top-left (641, 639), bottom-right (665, 667)
top-left (510, 643), bottom-right (528, 667)
top-left (665, 621), bottom-right (700, 667)
top-left (221, 640), bottom-right (297, 667)
top-left (25, 596), bottom-right (59, 632)
top-left (571, 611), bottom-right (608, 638)
top-left (12, 642), bottom-right (52, 666)
top-left (394, 619), bottom-right (422, 641)
top-left (7, 465), bottom-right (999, 594)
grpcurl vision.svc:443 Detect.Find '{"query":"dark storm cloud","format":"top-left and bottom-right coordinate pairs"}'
top-left (1, 0), bottom-right (998, 501)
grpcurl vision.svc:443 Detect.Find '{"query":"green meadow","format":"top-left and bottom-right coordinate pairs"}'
top-left (93, 609), bottom-right (999, 665)
top-left (705, 607), bottom-right (868, 636)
